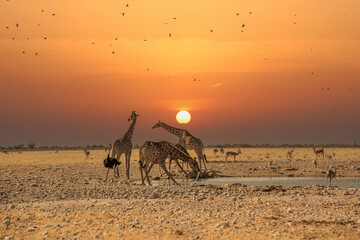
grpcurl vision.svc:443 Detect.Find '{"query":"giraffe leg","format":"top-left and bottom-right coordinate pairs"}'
top-left (125, 151), bottom-right (131, 180)
top-left (142, 162), bottom-right (155, 182)
top-left (160, 161), bottom-right (179, 185)
top-left (144, 164), bottom-right (152, 186)
top-left (174, 159), bottom-right (188, 177)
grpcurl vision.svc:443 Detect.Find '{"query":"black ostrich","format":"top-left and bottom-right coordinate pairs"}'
top-left (103, 153), bottom-right (121, 180)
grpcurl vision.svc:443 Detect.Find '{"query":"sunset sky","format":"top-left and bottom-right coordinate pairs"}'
top-left (1, 0), bottom-right (360, 147)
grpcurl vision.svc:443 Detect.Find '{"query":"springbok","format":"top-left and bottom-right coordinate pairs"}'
top-left (225, 149), bottom-right (242, 161)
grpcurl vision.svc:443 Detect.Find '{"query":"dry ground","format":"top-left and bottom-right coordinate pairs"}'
top-left (1, 148), bottom-right (360, 239)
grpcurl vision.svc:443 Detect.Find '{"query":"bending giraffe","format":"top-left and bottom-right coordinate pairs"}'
top-left (112, 111), bottom-right (139, 179)
top-left (152, 121), bottom-right (208, 170)
top-left (138, 141), bottom-right (200, 186)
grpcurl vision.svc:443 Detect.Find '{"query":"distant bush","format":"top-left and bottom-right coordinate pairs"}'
top-left (27, 143), bottom-right (35, 149)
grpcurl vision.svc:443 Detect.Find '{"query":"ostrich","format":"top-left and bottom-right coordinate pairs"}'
top-left (103, 153), bottom-right (121, 181)
top-left (105, 143), bottom-right (112, 153)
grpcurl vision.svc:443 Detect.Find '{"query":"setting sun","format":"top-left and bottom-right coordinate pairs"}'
top-left (176, 110), bottom-right (191, 124)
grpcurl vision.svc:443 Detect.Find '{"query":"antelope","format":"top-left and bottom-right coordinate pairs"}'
top-left (84, 149), bottom-right (90, 160)
top-left (213, 149), bottom-right (219, 155)
top-left (325, 152), bottom-right (336, 161)
top-left (326, 168), bottom-right (336, 187)
top-left (225, 149), bottom-right (242, 161)
top-left (220, 148), bottom-right (225, 154)
top-left (313, 147), bottom-right (325, 158)
top-left (286, 149), bottom-right (294, 160)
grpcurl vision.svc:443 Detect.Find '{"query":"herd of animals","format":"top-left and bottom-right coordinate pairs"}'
top-left (1, 111), bottom-right (340, 186)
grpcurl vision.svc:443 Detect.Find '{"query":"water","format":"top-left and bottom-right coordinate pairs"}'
top-left (148, 177), bottom-right (360, 188)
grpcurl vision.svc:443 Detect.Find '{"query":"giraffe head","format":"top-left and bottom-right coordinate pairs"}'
top-left (152, 120), bottom-right (163, 129)
top-left (128, 111), bottom-right (139, 121)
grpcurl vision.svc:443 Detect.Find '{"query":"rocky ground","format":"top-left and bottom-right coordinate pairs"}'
top-left (1, 149), bottom-right (360, 239)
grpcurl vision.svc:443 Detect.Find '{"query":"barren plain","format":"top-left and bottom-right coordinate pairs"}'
top-left (1, 148), bottom-right (360, 239)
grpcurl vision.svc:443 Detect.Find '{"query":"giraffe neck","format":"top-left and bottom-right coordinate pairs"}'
top-left (123, 117), bottom-right (137, 140)
top-left (160, 122), bottom-right (185, 138)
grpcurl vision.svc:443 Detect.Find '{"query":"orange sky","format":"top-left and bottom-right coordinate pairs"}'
top-left (0, 0), bottom-right (360, 146)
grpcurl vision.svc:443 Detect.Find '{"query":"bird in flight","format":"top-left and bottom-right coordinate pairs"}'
top-left (112, 51), bottom-right (115, 54)
top-left (173, 17), bottom-right (176, 20)
top-left (44, 37), bottom-right (47, 40)
top-left (16, 23), bottom-right (19, 28)
top-left (35, 53), bottom-right (38, 56)
top-left (242, 24), bottom-right (245, 28)
top-left (126, 4), bottom-right (129, 7)
top-left (144, 39), bottom-right (147, 41)
top-left (41, 10), bottom-right (44, 12)
top-left (12, 37), bottom-right (14, 40)
top-left (236, 13), bottom-right (239, 16)
top-left (52, 13), bottom-right (56, 16)
top-left (169, 33), bottom-right (172, 37)
top-left (210, 29), bottom-right (213, 32)
top-left (147, 68), bottom-right (150, 71)
top-left (115, 38), bottom-right (118, 40)
top-left (121, 12), bottom-right (125, 16)
top-left (22, 51), bottom-right (25, 54)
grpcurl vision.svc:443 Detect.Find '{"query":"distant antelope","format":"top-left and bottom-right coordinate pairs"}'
top-left (325, 152), bottom-right (335, 161)
top-left (84, 149), bottom-right (90, 160)
top-left (312, 159), bottom-right (317, 168)
top-left (220, 148), bottom-right (224, 154)
top-left (313, 147), bottom-right (325, 158)
top-left (213, 149), bottom-right (219, 155)
top-left (2, 151), bottom-right (9, 154)
top-left (326, 168), bottom-right (336, 187)
top-left (225, 149), bottom-right (242, 161)
top-left (286, 149), bottom-right (294, 160)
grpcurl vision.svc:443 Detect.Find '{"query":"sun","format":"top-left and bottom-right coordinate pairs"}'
top-left (176, 110), bottom-right (191, 124)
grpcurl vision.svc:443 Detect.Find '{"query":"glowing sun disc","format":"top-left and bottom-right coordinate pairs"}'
top-left (176, 111), bottom-right (191, 124)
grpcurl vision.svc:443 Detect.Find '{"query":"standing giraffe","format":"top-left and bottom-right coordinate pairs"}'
top-left (152, 121), bottom-right (208, 170)
top-left (112, 111), bottom-right (139, 179)
top-left (138, 141), bottom-right (200, 186)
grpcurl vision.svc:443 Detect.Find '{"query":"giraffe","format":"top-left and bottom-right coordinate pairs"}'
top-left (112, 111), bottom-right (139, 179)
top-left (158, 143), bottom-right (191, 178)
top-left (138, 141), bottom-right (200, 186)
top-left (152, 121), bottom-right (208, 170)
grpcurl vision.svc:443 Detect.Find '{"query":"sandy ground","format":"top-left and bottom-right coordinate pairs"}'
top-left (1, 148), bottom-right (360, 239)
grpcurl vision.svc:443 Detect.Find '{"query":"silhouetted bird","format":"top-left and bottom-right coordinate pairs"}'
top-left (115, 38), bottom-right (118, 40)
top-left (210, 29), bottom-right (213, 32)
top-left (22, 51), bottom-right (25, 54)
top-left (121, 12), bottom-right (125, 16)
top-left (126, 4), bottom-right (129, 7)
top-left (144, 39), bottom-right (147, 41)
top-left (242, 24), bottom-right (245, 28)
top-left (112, 51), bottom-right (115, 54)
top-left (147, 68), bottom-right (150, 71)
top-left (173, 17), bottom-right (176, 20)
top-left (12, 37), bottom-right (14, 40)
top-left (92, 42), bottom-right (95, 45)
top-left (27, 38), bottom-right (30, 40)
top-left (35, 52), bottom-right (38, 56)
top-left (44, 37), bottom-right (47, 40)
top-left (169, 33), bottom-right (172, 37)
top-left (41, 10), bottom-right (44, 12)
top-left (52, 13), bottom-right (55, 16)
top-left (6, 26), bottom-right (9, 29)
top-left (249, 12), bottom-right (252, 14)
top-left (16, 23), bottom-right (19, 28)
top-left (236, 13), bottom-right (239, 16)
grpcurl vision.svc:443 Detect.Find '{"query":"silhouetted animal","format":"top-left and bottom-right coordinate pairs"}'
top-left (103, 154), bottom-right (121, 181)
